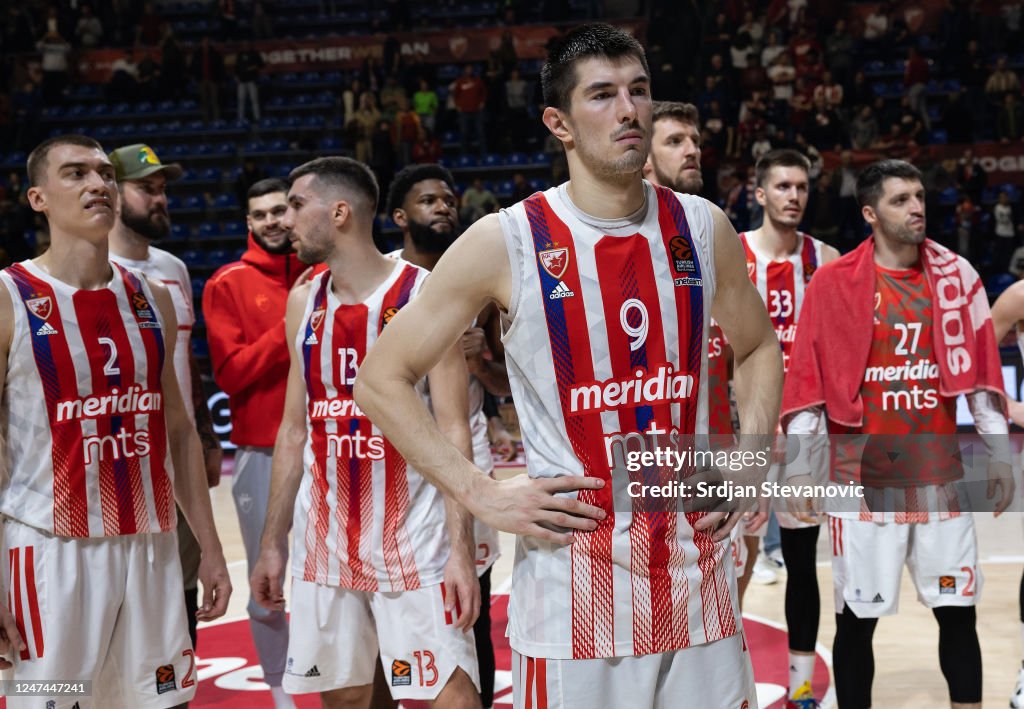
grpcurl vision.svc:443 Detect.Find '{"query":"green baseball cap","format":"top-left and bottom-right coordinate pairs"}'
top-left (108, 144), bottom-right (183, 182)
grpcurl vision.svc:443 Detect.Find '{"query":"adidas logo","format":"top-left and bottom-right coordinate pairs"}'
top-left (304, 332), bottom-right (318, 345)
top-left (304, 665), bottom-right (321, 677)
top-left (549, 281), bottom-right (575, 300)
top-left (870, 593), bottom-right (884, 603)
top-left (36, 322), bottom-right (58, 336)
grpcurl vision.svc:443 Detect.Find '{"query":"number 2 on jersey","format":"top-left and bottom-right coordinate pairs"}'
top-left (98, 337), bottom-right (120, 376)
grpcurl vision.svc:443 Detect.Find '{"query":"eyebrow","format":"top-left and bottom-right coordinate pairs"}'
top-left (582, 75), bottom-right (650, 93)
top-left (58, 161), bottom-right (110, 171)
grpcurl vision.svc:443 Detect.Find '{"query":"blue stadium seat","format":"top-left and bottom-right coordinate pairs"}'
top-left (224, 222), bottom-right (247, 236)
top-left (200, 167), bottom-right (221, 181)
top-left (531, 151), bottom-right (551, 166)
top-left (137, 101), bottom-right (155, 114)
top-left (1001, 184), bottom-right (1021, 202)
top-left (495, 180), bottom-right (514, 198)
top-left (455, 155), bottom-right (478, 168)
top-left (178, 169), bottom-right (197, 183)
top-left (304, 114), bottom-right (326, 128)
top-left (244, 139), bottom-right (266, 153)
top-left (320, 136), bottom-right (342, 151)
top-left (197, 222), bottom-right (220, 238)
top-left (268, 139), bottom-right (290, 152)
top-left (170, 223), bottom-right (191, 240)
top-left (181, 249), bottom-right (206, 267)
top-left (214, 142), bottom-right (235, 156)
top-left (938, 187), bottom-right (959, 206)
top-left (185, 195), bottom-right (205, 210)
top-left (112, 102), bottom-right (132, 115)
top-left (192, 339), bottom-right (209, 358)
top-left (166, 195), bottom-right (182, 210)
top-left (260, 116), bottom-right (280, 129)
top-left (214, 194), bottom-right (239, 209)
top-left (982, 187), bottom-right (998, 205)
top-left (507, 152), bottom-right (528, 166)
top-left (207, 249), bottom-right (230, 266)
top-left (929, 130), bottom-right (948, 144)
top-left (482, 153), bottom-right (503, 167)
top-left (988, 272), bottom-right (1016, 297)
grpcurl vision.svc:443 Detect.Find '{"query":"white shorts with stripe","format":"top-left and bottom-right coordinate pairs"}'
top-left (512, 633), bottom-right (755, 709)
top-left (282, 577), bottom-right (479, 700)
top-left (2, 519), bottom-right (195, 709)
top-left (827, 513), bottom-right (981, 618)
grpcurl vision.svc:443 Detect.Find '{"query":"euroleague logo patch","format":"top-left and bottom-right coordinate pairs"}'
top-left (804, 262), bottom-right (817, 283)
top-left (391, 658), bottom-right (412, 686)
top-left (381, 306), bottom-right (400, 328)
top-left (155, 664), bottom-right (177, 694)
top-left (669, 235), bottom-right (696, 273)
top-left (939, 575), bottom-right (956, 594)
top-left (131, 291), bottom-right (161, 328)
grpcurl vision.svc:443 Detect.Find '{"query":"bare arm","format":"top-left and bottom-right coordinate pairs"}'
top-left (428, 341), bottom-right (480, 630)
top-left (990, 280), bottom-right (1024, 342)
top-left (703, 205), bottom-right (784, 539)
top-left (189, 351), bottom-right (222, 487)
top-left (251, 283), bottom-right (311, 610)
top-left (465, 301), bottom-right (511, 397)
top-left (356, 214), bottom-right (605, 544)
top-left (0, 287), bottom-right (27, 666)
top-left (150, 281), bottom-right (231, 620)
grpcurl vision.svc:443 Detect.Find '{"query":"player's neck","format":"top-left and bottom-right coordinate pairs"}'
top-left (108, 223), bottom-right (150, 261)
top-left (398, 238), bottom-right (442, 271)
top-left (747, 222), bottom-right (799, 260)
top-left (565, 169), bottom-right (645, 221)
top-left (326, 240), bottom-right (401, 305)
top-left (872, 233), bottom-right (920, 269)
top-left (34, 233), bottom-right (114, 290)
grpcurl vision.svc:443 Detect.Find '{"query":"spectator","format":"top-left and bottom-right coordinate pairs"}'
top-left (504, 68), bottom-right (530, 147)
top-left (159, 28), bottom-right (187, 100)
top-left (903, 47), bottom-right (931, 130)
top-left (109, 51), bottom-right (140, 98)
top-left (955, 194), bottom-right (978, 259)
top-left (943, 86), bottom-right (974, 143)
top-left (704, 12), bottom-right (732, 59)
top-left (997, 92), bottom-right (1023, 142)
top-left (3, 7), bottom-right (35, 53)
top-left (379, 74), bottom-right (407, 118)
top-left (135, 1), bottom-right (162, 46)
top-left (411, 127), bottom-right (442, 164)
top-left (847, 69), bottom-right (874, 109)
top-left (738, 10), bottom-right (765, 49)
top-left (235, 41), bottom-right (264, 123)
top-left (137, 51), bottom-right (161, 102)
top-left (767, 52), bottom-right (797, 126)
top-left (342, 78), bottom-right (363, 126)
top-left (190, 36), bottom-right (225, 122)
top-left (348, 92), bottom-right (380, 164)
top-left (393, 95), bottom-right (421, 166)
top-left (729, 32), bottom-right (755, 71)
top-left (452, 64), bottom-right (487, 156)
top-left (789, 76), bottom-right (814, 135)
top-left (371, 119), bottom-right (398, 204)
top-left (789, 24), bottom-right (823, 77)
top-left (250, 1), bottom-right (273, 39)
top-left (897, 96), bottom-right (925, 145)
top-left (985, 56), bottom-right (1021, 106)
top-left (37, 28), bottom-right (71, 104)
top-left (704, 100), bottom-right (735, 157)
top-left (460, 178), bottom-right (498, 224)
top-left (824, 19), bottom-right (855, 88)
top-left (993, 191), bottom-right (1021, 273)
top-left (807, 95), bottom-right (843, 149)
top-left (849, 105), bottom-right (879, 149)
top-left (219, 0), bottom-right (238, 40)
top-left (804, 170), bottom-right (841, 245)
top-left (496, 29), bottom-right (518, 76)
top-left (836, 149), bottom-right (859, 245)
top-left (761, 30), bottom-right (787, 69)
top-left (958, 39), bottom-right (990, 97)
top-left (957, 148), bottom-right (987, 203)
top-left (813, 70), bottom-right (844, 110)
top-left (234, 158), bottom-right (265, 205)
top-left (511, 172), bottom-right (532, 202)
top-left (75, 5), bottom-right (103, 47)
top-left (863, 2), bottom-right (890, 44)
top-left (412, 77), bottom-right (439, 134)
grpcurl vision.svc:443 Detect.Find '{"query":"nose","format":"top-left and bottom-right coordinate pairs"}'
top-left (616, 87), bottom-right (638, 124)
top-left (682, 138), bottom-right (700, 159)
top-left (281, 206), bottom-right (296, 230)
top-left (435, 199), bottom-right (453, 217)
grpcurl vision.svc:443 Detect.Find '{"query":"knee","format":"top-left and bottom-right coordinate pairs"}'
top-left (932, 605), bottom-right (977, 638)
top-left (320, 684), bottom-right (373, 709)
top-left (432, 667), bottom-right (481, 709)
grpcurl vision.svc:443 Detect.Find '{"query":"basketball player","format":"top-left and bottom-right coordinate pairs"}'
top-left (203, 177), bottom-right (303, 709)
top-left (740, 149), bottom-right (838, 709)
top-left (0, 135), bottom-right (231, 705)
top-left (386, 162), bottom-right (506, 709)
top-left (986, 282), bottom-right (1024, 709)
top-left (106, 143), bottom-right (223, 667)
top-left (642, 100), bottom-right (773, 604)
top-left (782, 159), bottom-right (1014, 709)
top-left (355, 24), bottom-right (784, 708)
top-left (249, 157), bottom-right (482, 708)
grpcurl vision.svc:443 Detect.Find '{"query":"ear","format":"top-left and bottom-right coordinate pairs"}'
top-left (26, 186), bottom-right (46, 214)
top-left (754, 185), bottom-right (767, 207)
top-left (392, 207), bottom-right (408, 230)
top-left (330, 200), bottom-right (351, 229)
top-left (642, 156), bottom-right (653, 179)
top-left (245, 213), bottom-right (254, 233)
top-left (861, 204), bottom-right (876, 227)
top-left (542, 106), bottom-right (574, 148)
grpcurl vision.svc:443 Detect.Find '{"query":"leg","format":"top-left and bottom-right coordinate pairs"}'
top-left (232, 448), bottom-right (291, 694)
top-left (735, 534), bottom-right (760, 608)
top-left (833, 604), bottom-right (878, 709)
top-left (237, 81), bottom-right (246, 121)
top-left (932, 606), bottom-right (981, 708)
top-left (780, 525), bottom-right (820, 699)
top-left (369, 660), bottom-right (398, 709)
top-left (474, 568), bottom-right (495, 707)
top-left (429, 667), bottom-right (482, 709)
top-left (321, 685), bottom-right (373, 709)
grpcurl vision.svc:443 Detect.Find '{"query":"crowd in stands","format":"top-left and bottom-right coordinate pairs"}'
top-left (1, 0), bottom-right (1023, 286)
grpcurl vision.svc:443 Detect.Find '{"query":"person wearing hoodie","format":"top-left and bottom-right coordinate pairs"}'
top-left (202, 177), bottom-right (304, 709)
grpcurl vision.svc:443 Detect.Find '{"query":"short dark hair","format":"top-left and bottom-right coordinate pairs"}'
top-left (855, 159), bottom-right (923, 208)
top-left (386, 164), bottom-right (455, 215)
top-left (754, 149), bottom-right (811, 187)
top-left (652, 101), bottom-right (700, 128)
top-left (541, 23), bottom-right (650, 111)
top-left (247, 177), bottom-right (289, 201)
top-left (27, 134), bottom-right (105, 187)
top-left (289, 157), bottom-right (379, 213)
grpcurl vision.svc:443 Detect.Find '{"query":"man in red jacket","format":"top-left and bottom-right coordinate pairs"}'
top-left (202, 177), bottom-right (304, 709)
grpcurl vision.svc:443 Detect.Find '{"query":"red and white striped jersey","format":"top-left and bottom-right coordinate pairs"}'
top-left (706, 321), bottom-right (732, 435)
top-left (109, 247), bottom-right (195, 420)
top-left (739, 231), bottom-right (826, 372)
top-left (498, 182), bottom-right (736, 660)
top-left (0, 260), bottom-right (175, 537)
top-left (292, 262), bottom-right (450, 590)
